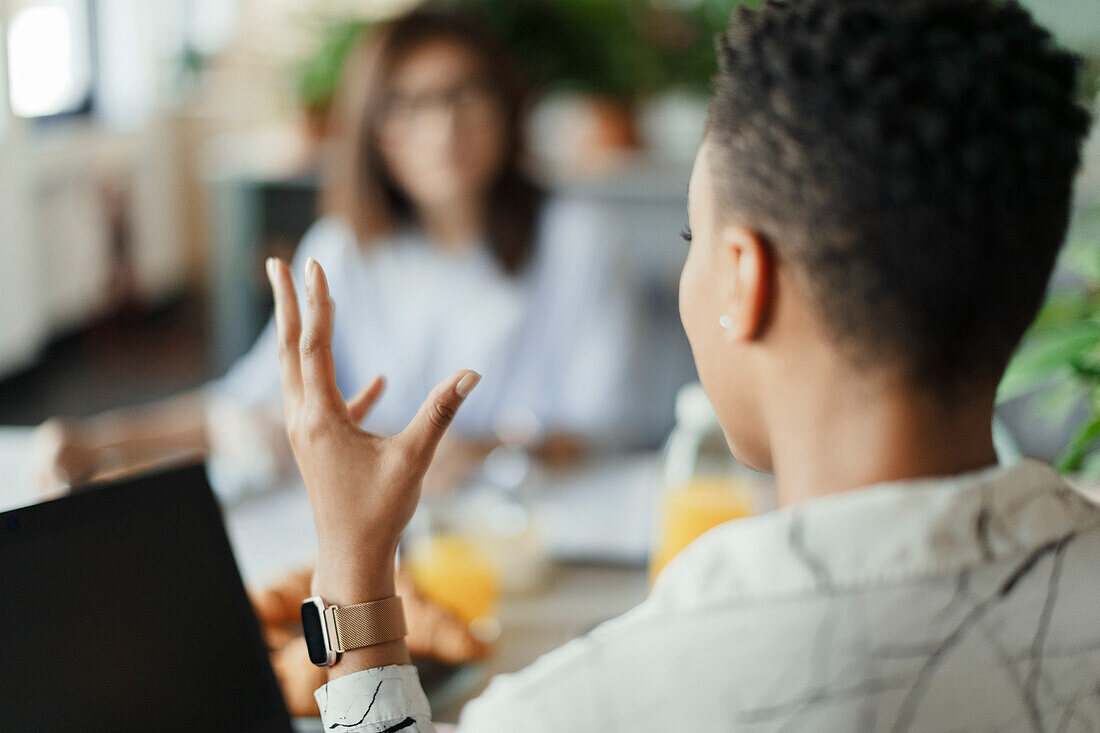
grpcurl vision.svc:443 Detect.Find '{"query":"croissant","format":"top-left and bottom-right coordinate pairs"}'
top-left (251, 564), bottom-right (493, 717)
top-left (249, 567), bottom-right (313, 627)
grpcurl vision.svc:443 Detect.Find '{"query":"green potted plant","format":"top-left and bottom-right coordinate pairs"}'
top-left (295, 18), bottom-right (369, 141)
top-left (292, 1), bottom-right (761, 154)
top-left (998, 202), bottom-right (1100, 475)
top-left (459, 0), bottom-right (658, 152)
top-left (463, 0), bottom-right (759, 153)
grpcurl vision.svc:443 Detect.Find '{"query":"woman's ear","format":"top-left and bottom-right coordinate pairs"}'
top-left (718, 224), bottom-right (772, 342)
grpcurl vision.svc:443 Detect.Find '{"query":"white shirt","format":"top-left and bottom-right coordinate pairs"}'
top-left (317, 459), bottom-right (1100, 731)
top-left (211, 197), bottom-right (634, 441)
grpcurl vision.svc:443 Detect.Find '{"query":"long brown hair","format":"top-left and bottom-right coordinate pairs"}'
top-left (320, 6), bottom-right (542, 275)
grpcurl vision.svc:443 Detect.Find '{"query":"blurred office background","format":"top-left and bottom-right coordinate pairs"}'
top-left (0, 0), bottom-right (720, 447)
top-left (0, 0), bottom-right (1097, 453)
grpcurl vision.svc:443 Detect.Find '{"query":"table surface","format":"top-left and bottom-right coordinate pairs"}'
top-left (433, 562), bottom-right (649, 722)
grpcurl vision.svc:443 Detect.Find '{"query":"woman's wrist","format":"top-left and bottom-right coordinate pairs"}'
top-left (327, 639), bottom-right (411, 680)
top-left (312, 546), bottom-right (398, 605)
top-left (312, 547), bottom-right (409, 681)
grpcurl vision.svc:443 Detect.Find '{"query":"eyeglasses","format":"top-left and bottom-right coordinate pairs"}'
top-left (379, 80), bottom-right (499, 131)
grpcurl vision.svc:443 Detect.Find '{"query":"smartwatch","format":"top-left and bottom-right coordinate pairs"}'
top-left (301, 595), bottom-right (408, 667)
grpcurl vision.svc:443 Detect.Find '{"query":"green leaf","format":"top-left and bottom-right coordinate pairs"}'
top-left (1029, 292), bottom-right (1096, 331)
top-left (296, 20), bottom-right (371, 110)
top-left (1078, 444), bottom-right (1100, 480)
top-left (1056, 414), bottom-right (1100, 473)
top-left (1032, 372), bottom-right (1085, 428)
top-left (998, 322), bottom-right (1100, 403)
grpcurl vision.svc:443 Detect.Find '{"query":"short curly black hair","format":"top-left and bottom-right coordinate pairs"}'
top-left (707, 0), bottom-right (1092, 387)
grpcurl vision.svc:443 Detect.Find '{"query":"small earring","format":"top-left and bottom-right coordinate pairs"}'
top-left (718, 314), bottom-right (733, 330)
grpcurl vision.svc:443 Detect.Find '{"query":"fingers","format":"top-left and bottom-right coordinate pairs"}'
top-left (266, 258), bottom-right (303, 413)
top-left (348, 375), bottom-right (386, 425)
top-left (299, 258), bottom-right (345, 412)
top-left (398, 370), bottom-right (481, 462)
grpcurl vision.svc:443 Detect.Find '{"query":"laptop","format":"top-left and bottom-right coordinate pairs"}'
top-left (0, 462), bottom-right (296, 732)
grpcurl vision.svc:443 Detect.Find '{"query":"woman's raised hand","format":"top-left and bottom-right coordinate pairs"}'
top-left (266, 257), bottom-right (480, 603)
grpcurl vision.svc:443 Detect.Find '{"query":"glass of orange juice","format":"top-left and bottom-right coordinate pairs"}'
top-left (649, 476), bottom-right (755, 583)
top-left (651, 383), bottom-right (772, 584)
top-left (405, 533), bottom-right (500, 625)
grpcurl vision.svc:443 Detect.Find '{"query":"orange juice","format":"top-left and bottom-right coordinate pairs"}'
top-left (649, 476), bottom-right (754, 584)
top-left (406, 534), bottom-right (500, 624)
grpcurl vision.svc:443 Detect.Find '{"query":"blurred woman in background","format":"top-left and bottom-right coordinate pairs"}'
top-left (32, 6), bottom-right (634, 496)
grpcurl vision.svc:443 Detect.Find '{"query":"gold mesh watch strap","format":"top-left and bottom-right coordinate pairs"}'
top-left (324, 596), bottom-right (407, 653)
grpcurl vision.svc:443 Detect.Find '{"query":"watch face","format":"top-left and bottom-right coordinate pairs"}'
top-left (301, 597), bottom-right (336, 667)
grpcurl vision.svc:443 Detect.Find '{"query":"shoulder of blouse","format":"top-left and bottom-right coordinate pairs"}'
top-left (296, 215), bottom-right (360, 264)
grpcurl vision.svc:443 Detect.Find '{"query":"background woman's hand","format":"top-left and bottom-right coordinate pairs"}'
top-left (266, 257), bottom-right (480, 604)
top-left (31, 417), bottom-right (99, 493)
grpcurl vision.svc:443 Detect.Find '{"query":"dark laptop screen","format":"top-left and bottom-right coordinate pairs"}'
top-left (0, 463), bottom-right (293, 732)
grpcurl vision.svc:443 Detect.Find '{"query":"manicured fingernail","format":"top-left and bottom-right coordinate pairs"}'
top-left (455, 371), bottom-right (481, 398)
top-left (305, 257), bottom-right (316, 283)
top-left (265, 257), bottom-right (275, 281)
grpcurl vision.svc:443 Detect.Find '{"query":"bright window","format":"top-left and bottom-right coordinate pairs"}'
top-left (6, 0), bottom-right (92, 119)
